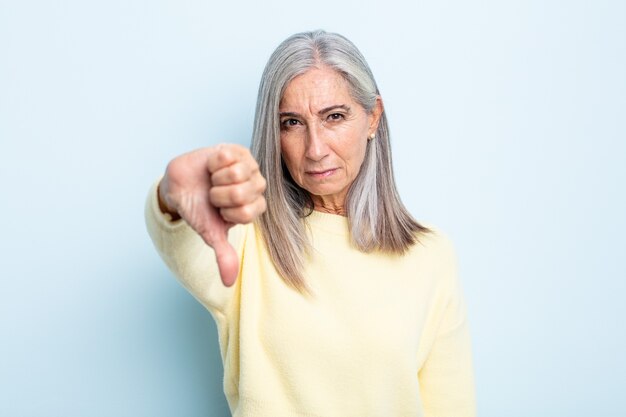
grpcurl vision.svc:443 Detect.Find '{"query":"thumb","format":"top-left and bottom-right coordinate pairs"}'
top-left (210, 235), bottom-right (239, 287)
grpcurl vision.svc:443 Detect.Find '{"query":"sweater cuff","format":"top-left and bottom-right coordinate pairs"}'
top-left (146, 178), bottom-right (188, 232)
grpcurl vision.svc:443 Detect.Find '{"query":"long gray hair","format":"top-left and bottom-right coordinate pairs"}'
top-left (251, 30), bottom-right (429, 291)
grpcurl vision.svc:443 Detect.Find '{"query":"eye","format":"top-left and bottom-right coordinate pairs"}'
top-left (281, 118), bottom-right (301, 128)
top-left (328, 113), bottom-right (344, 121)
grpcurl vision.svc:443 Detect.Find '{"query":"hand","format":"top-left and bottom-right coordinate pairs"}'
top-left (158, 144), bottom-right (267, 286)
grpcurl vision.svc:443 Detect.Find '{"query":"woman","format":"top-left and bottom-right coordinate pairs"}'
top-left (146, 30), bottom-right (475, 417)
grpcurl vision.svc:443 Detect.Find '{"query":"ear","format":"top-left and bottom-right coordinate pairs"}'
top-left (368, 96), bottom-right (384, 137)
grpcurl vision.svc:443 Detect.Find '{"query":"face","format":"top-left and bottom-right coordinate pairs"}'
top-left (279, 66), bottom-right (382, 211)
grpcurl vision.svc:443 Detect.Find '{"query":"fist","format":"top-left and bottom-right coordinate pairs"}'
top-left (158, 144), bottom-right (267, 286)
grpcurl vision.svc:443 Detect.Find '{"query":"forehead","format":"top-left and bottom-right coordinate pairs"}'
top-left (279, 66), bottom-right (354, 111)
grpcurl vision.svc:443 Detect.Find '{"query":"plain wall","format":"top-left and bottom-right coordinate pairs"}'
top-left (1, 0), bottom-right (624, 416)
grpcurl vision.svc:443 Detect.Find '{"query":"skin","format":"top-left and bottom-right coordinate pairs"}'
top-left (157, 65), bottom-right (382, 286)
top-left (279, 66), bottom-right (383, 215)
top-left (158, 144), bottom-right (267, 286)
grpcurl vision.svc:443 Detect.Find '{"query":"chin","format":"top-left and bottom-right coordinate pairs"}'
top-left (304, 184), bottom-right (346, 198)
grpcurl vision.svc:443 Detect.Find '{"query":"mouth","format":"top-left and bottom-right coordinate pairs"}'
top-left (305, 168), bottom-right (338, 179)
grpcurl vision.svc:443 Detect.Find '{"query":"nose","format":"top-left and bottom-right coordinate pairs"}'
top-left (304, 123), bottom-right (329, 162)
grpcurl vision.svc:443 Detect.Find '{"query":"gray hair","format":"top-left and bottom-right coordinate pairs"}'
top-left (251, 30), bottom-right (428, 291)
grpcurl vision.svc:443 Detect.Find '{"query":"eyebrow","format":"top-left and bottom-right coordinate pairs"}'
top-left (279, 104), bottom-right (351, 118)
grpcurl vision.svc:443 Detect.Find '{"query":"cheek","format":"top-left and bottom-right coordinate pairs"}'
top-left (343, 132), bottom-right (368, 168)
top-left (350, 146), bottom-right (368, 176)
top-left (338, 119), bottom-right (369, 158)
top-left (280, 139), bottom-right (293, 164)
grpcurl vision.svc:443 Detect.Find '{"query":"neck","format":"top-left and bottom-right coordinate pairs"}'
top-left (312, 197), bottom-right (347, 216)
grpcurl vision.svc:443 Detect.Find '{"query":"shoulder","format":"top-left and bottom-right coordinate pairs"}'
top-left (406, 222), bottom-right (460, 292)
top-left (413, 222), bottom-right (458, 262)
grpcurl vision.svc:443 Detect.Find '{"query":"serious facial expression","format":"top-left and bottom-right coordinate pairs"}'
top-left (279, 66), bottom-right (381, 211)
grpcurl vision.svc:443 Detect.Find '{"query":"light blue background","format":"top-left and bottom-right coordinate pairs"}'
top-left (1, 0), bottom-right (624, 416)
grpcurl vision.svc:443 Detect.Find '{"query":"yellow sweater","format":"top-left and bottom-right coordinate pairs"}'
top-left (145, 183), bottom-right (476, 417)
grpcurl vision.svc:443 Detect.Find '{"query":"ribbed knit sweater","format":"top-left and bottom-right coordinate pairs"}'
top-left (145, 183), bottom-right (476, 417)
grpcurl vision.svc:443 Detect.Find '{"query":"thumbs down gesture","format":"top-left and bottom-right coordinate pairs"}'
top-left (158, 144), bottom-right (267, 287)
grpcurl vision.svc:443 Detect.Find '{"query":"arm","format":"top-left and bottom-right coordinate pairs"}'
top-left (145, 179), bottom-right (246, 315)
top-left (144, 144), bottom-right (266, 314)
top-left (418, 236), bottom-right (476, 417)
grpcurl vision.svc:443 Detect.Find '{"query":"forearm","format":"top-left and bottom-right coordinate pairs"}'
top-left (145, 180), bottom-right (245, 315)
top-left (418, 319), bottom-right (476, 417)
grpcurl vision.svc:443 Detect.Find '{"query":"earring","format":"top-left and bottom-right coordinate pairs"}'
top-left (368, 133), bottom-right (375, 141)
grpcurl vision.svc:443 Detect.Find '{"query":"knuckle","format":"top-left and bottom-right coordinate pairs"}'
top-left (239, 205), bottom-right (254, 223)
top-left (230, 165), bottom-right (245, 182)
top-left (215, 147), bottom-right (232, 165)
top-left (230, 187), bottom-right (246, 205)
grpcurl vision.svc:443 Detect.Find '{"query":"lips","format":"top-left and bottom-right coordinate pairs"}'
top-left (306, 168), bottom-right (337, 178)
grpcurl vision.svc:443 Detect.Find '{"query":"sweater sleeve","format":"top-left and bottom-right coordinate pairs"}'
top-left (144, 179), bottom-right (245, 317)
top-left (418, 234), bottom-right (477, 417)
